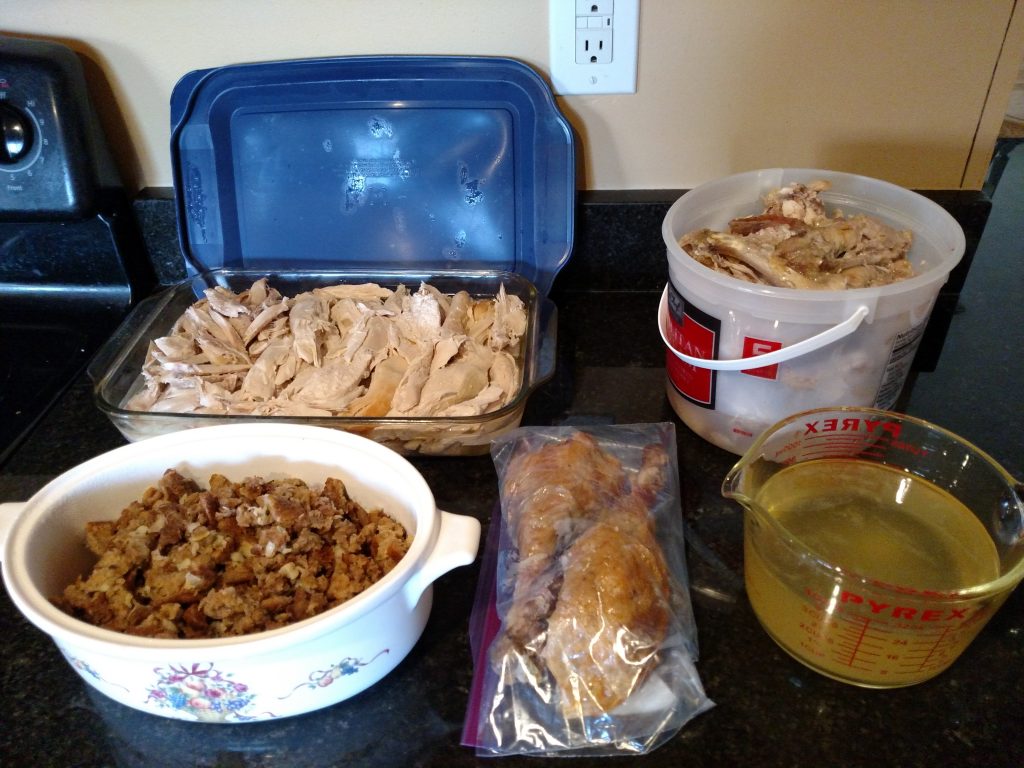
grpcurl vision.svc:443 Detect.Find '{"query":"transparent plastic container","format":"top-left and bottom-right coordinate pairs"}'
top-left (90, 269), bottom-right (555, 456)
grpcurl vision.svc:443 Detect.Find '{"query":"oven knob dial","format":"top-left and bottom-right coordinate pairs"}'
top-left (0, 102), bottom-right (34, 165)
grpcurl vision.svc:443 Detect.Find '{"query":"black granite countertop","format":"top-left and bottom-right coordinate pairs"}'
top-left (2, 188), bottom-right (1022, 767)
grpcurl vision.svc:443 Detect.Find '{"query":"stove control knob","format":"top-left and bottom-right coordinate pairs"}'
top-left (0, 102), bottom-right (34, 164)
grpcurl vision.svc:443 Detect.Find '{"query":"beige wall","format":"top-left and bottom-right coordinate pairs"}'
top-left (5, 0), bottom-right (1023, 192)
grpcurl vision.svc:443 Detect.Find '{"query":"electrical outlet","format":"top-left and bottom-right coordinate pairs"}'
top-left (577, 29), bottom-right (612, 65)
top-left (549, 0), bottom-right (639, 95)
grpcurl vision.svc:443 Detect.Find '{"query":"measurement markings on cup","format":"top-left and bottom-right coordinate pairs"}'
top-left (801, 434), bottom-right (879, 461)
top-left (895, 626), bottom-right (959, 671)
top-left (833, 616), bottom-right (885, 670)
top-left (832, 618), bottom-right (965, 678)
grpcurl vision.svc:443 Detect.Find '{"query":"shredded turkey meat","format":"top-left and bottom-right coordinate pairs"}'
top-left (679, 180), bottom-right (915, 289)
top-left (125, 280), bottom-right (528, 418)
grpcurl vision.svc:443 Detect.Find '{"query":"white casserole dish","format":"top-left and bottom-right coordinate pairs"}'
top-left (0, 424), bottom-right (480, 723)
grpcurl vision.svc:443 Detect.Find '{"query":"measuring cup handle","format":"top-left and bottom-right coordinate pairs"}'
top-left (657, 284), bottom-right (870, 372)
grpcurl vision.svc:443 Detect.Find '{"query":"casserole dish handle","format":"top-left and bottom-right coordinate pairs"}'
top-left (403, 511), bottom-right (481, 610)
top-left (0, 502), bottom-right (26, 561)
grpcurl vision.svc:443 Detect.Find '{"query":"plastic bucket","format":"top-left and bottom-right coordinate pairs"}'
top-left (659, 168), bottom-right (965, 455)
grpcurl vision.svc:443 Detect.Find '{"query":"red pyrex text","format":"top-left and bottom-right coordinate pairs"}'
top-left (804, 417), bottom-right (902, 439)
top-left (840, 590), bottom-right (971, 622)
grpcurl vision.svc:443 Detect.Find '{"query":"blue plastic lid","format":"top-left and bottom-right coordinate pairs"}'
top-left (170, 55), bottom-right (575, 295)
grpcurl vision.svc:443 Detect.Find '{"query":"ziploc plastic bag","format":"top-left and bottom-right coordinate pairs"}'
top-left (462, 423), bottom-right (713, 756)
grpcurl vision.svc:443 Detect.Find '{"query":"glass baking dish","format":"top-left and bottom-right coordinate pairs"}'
top-left (89, 269), bottom-right (556, 456)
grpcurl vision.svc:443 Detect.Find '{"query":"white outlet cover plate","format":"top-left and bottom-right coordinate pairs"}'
top-left (549, 0), bottom-right (639, 95)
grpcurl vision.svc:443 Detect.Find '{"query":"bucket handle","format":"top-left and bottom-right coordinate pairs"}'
top-left (657, 285), bottom-right (871, 372)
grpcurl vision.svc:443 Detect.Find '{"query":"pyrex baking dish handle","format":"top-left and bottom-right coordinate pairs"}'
top-left (86, 288), bottom-right (179, 384)
top-left (532, 296), bottom-right (558, 386)
top-left (0, 502), bottom-right (26, 561)
top-left (402, 511), bottom-right (481, 611)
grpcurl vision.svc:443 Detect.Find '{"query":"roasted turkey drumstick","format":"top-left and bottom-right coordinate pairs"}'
top-left (494, 431), bottom-right (673, 716)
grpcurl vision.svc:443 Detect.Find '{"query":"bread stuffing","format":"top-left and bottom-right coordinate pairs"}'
top-left (55, 469), bottom-right (410, 638)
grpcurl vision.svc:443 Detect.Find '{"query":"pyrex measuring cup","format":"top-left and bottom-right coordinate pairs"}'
top-left (723, 407), bottom-right (1024, 688)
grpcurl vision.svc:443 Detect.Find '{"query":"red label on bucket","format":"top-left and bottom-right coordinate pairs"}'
top-left (741, 337), bottom-right (783, 380)
top-left (666, 283), bottom-right (719, 408)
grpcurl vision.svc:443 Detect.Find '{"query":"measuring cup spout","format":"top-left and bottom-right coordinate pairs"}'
top-left (721, 461), bottom-right (751, 507)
